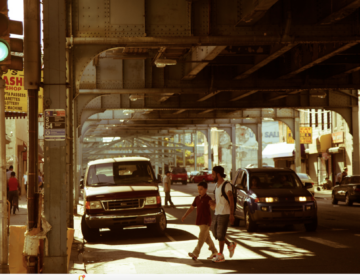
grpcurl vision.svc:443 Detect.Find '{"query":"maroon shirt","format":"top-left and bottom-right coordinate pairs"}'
top-left (192, 194), bottom-right (212, 226)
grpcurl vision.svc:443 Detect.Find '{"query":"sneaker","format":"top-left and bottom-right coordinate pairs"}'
top-left (207, 253), bottom-right (217, 260)
top-left (188, 252), bottom-right (197, 261)
top-left (212, 253), bottom-right (225, 263)
top-left (228, 242), bottom-right (237, 258)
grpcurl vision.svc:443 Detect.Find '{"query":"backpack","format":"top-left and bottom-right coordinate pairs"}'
top-left (213, 181), bottom-right (237, 214)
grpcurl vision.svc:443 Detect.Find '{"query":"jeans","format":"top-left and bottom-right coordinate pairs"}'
top-left (193, 225), bottom-right (218, 257)
top-left (165, 191), bottom-right (174, 206)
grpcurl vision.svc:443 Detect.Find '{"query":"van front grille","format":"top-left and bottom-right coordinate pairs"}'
top-left (101, 199), bottom-right (145, 211)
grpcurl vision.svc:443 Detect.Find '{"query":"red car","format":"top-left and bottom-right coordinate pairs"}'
top-left (191, 171), bottom-right (213, 183)
top-left (171, 167), bottom-right (188, 185)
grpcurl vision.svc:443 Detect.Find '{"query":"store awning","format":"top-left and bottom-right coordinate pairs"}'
top-left (263, 142), bottom-right (295, 159)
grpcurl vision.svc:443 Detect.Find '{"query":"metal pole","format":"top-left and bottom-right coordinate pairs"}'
top-left (208, 129), bottom-right (212, 170)
top-left (182, 135), bottom-right (186, 167)
top-left (257, 123), bottom-right (263, 168)
top-left (0, 77), bottom-right (9, 273)
top-left (294, 117), bottom-right (301, 173)
top-left (231, 125), bottom-right (236, 181)
top-left (194, 132), bottom-right (197, 171)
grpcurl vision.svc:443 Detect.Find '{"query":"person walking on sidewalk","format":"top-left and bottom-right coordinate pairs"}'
top-left (163, 171), bottom-right (174, 207)
top-left (209, 166), bottom-right (236, 263)
top-left (182, 181), bottom-right (218, 261)
top-left (8, 172), bottom-right (20, 215)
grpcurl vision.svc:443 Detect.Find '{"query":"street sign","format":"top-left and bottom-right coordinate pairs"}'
top-left (287, 127), bottom-right (312, 144)
top-left (44, 109), bottom-right (65, 141)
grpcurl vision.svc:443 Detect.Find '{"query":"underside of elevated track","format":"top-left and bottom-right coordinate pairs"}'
top-left (41, 0), bottom-right (360, 272)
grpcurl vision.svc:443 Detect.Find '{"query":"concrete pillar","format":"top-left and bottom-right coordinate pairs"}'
top-left (43, 0), bottom-right (67, 272)
top-left (257, 123), bottom-right (263, 168)
top-left (174, 135), bottom-right (177, 167)
top-left (194, 132), bottom-right (198, 171)
top-left (231, 125), bottom-right (236, 181)
top-left (182, 135), bottom-right (186, 167)
top-left (294, 117), bottom-right (301, 173)
top-left (162, 137), bottom-right (165, 176)
top-left (352, 99), bottom-right (360, 175)
top-left (208, 129), bottom-right (212, 170)
top-left (155, 139), bottom-right (159, 176)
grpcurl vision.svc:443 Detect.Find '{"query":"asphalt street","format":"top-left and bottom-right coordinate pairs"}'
top-left (72, 183), bottom-right (360, 274)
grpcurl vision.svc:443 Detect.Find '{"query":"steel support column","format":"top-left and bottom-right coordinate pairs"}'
top-left (182, 135), bottom-right (186, 167)
top-left (294, 117), bottom-right (301, 173)
top-left (0, 78), bottom-right (8, 273)
top-left (208, 129), bottom-right (212, 171)
top-left (231, 125), bottom-right (236, 181)
top-left (43, 0), bottom-right (68, 273)
top-left (352, 100), bottom-right (360, 175)
top-left (194, 132), bottom-right (198, 171)
top-left (257, 123), bottom-right (263, 169)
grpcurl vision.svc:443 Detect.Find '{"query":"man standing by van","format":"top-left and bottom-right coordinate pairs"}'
top-left (163, 171), bottom-right (174, 207)
top-left (209, 166), bottom-right (236, 262)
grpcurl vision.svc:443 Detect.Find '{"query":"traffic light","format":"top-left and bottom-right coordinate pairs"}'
top-left (0, 0), bottom-right (23, 71)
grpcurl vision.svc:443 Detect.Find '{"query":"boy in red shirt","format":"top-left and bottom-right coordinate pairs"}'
top-left (8, 172), bottom-right (19, 214)
top-left (181, 181), bottom-right (218, 260)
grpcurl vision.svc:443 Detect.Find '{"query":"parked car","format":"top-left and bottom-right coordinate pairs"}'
top-left (80, 157), bottom-right (166, 242)
top-left (171, 167), bottom-right (188, 185)
top-left (232, 168), bottom-right (317, 232)
top-left (191, 171), bottom-right (213, 183)
top-left (332, 175), bottom-right (360, 206)
top-left (297, 173), bottom-right (315, 195)
top-left (188, 171), bottom-right (199, 182)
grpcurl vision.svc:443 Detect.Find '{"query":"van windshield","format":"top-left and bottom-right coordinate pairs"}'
top-left (86, 161), bottom-right (155, 186)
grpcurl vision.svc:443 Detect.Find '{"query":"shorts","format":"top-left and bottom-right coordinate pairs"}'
top-left (211, 214), bottom-right (229, 241)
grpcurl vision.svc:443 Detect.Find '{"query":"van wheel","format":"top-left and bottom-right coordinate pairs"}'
top-left (245, 207), bottom-right (257, 232)
top-left (148, 213), bottom-right (167, 235)
top-left (345, 193), bottom-right (353, 206)
top-left (304, 219), bottom-right (317, 232)
top-left (81, 215), bottom-right (100, 242)
top-left (331, 193), bottom-right (338, 205)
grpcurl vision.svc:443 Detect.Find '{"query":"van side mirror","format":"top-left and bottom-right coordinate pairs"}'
top-left (304, 182), bottom-right (313, 189)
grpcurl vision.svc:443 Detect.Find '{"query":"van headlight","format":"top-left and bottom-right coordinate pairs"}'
top-left (89, 201), bottom-right (103, 209)
top-left (145, 196), bottom-right (157, 205)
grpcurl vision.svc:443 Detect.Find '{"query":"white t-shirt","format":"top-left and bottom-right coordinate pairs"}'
top-left (23, 174), bottom-right (28, 184)
top-left (6, 170), bottom-right (12, 182)
top-left (215, 181), bottom-right (232, 215)
top-left (163, 176), bottom-right (171, 192)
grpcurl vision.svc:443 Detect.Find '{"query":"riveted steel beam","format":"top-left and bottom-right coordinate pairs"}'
top-left (321, 0), bottom-right (360, 25)
top-left (235, 0), bottom-right (279, 26)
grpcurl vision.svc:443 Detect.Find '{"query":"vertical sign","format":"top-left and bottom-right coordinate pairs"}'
top-left (287, 127), bottom-right (312, 144)
top-left (44, 109), bottom-right (66, 141)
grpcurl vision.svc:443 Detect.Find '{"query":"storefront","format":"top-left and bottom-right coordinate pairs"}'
top-left (262, 142), bottom-right (306, 172)
top-left (306, 134), bottom-right (333, 186)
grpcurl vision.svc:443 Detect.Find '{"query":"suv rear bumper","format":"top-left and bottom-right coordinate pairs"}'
top-left (85, 208), bottom-right (164, 229)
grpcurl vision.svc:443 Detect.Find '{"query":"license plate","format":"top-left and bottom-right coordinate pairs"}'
top-left (144, 217), bottom-right (156, 224)
top-left (178, 178), bottom-right (182, 180)
top-left (282, 211), bottom-right (295, 217)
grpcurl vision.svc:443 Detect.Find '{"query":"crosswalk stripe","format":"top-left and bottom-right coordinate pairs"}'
top-left (300, 237), bottom-right (349, 248)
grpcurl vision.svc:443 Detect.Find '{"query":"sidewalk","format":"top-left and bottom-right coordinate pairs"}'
top-left (314, 189), bottom-right (332, 200)
top-left (10, 195), bottom-right (28, 226)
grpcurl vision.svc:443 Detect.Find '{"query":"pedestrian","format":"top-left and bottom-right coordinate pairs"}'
top-left (182, 181), bottom-right (218, 261)
top-left (6, 165), bottom-right (13, 182)
top-left (38, 170), bottom-right (44, 189)
top-left (8, 172), bottom-right (20, 214)
top-left (336, 167), bottom-right (347, 185)
top-left (163, 171), bottom-right (174, 207)
top-left (321, 177), bottom-right (333, 190)
top-left (209, 166), bottom-right (236, 263)
top-left (22, 172), bottom-right (28, 197)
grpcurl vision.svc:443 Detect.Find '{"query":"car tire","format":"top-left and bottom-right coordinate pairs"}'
top-left (304, 219), bottom-right (317, 232)
top-left (148, 212), bottom-right (167, 235)
top-left (331, 193), bottom-right (338, 205)
top-left (81, 215), bottom-right (100, 242)
top-left (244, 207), bottom-right (257, 232)
top-left (345, 193), bottom-right (353, 206)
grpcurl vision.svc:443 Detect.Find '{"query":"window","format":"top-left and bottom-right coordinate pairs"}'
top-left (321, 110), bottom-right (324, 130)
top-left (327, 112), bottom-right (330, 129)
top-left (241, 174), bottom-right (248, 189)
top-left (235, 171), bottom-right (243, 186)
top-left (334, 112), bottom-right (337, 127)
top-left (315, 110), bottom-right (318, 127)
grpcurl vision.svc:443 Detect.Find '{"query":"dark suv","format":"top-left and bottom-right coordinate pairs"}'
top-left (232, 168), bottom-right (317, 232)
top-left (171, 167), bottom-right (188, 185)
top-left (80, 157), bottom-right (166, 242)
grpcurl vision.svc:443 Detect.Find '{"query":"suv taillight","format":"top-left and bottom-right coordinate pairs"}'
top-left (157, 196), bottom-right (161, 204)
